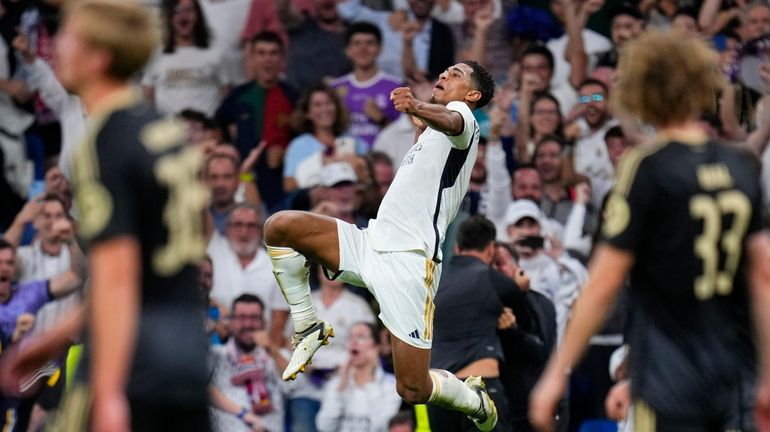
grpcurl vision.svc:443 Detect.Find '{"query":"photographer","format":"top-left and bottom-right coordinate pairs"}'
top-left (504, 200), bottom-right (587, 345)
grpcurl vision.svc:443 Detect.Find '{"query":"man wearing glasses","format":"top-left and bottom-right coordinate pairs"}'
top-left (207, 204), bottom-right (290, 344)
top-left (573, 78), bottom-right (618, 208)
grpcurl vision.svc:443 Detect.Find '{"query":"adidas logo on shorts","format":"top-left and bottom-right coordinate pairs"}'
top-left (408, 329), bottom-right (421, 340)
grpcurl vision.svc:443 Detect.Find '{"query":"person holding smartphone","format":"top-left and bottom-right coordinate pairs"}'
top-left (504, 199), bottom-right (587, 346)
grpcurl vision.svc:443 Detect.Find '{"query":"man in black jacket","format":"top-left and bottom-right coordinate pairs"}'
top-left (429, 215), bottom-right (533, 431)
top-left (492, 242), bottom-right (557, 432)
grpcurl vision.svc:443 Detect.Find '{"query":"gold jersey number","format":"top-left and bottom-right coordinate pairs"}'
top-left (689, 190), bottom-right (751, 301)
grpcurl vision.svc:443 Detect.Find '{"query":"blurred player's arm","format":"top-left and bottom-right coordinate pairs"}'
top-left (747, 231), bottom-right (770, 427)
top-left (529, 245), bottom-right (634, 431)
top-left (390, 87), bottom-right (464, 136)
top-left (89, 236), bottom-right (141, 424)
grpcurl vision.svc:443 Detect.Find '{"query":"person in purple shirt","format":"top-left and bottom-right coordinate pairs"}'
top-left (330, 22), bottom-right (401, 149)
top-left (0, 239), bottom-right (84, 342)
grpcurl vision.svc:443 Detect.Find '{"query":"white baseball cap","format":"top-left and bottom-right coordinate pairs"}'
top-left (320, 162), bottom-right (357, 187)
top-left (505, 199), bottom-right (542, 226)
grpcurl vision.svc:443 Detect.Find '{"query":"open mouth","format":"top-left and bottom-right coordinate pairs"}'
top-left (435, 84), bottom-right (444, 91)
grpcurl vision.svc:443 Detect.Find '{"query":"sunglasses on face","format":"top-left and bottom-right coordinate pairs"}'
top-left (579, 94), bottom-right (605, 104)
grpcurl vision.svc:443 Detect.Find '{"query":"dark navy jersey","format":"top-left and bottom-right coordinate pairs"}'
top-left (73, 90), bottom-right (209, 404)
top-left (602, 139), bottom-right (763, 420)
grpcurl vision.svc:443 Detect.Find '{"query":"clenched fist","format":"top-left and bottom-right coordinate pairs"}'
top-left (390, 87), bottom-right (420, 114)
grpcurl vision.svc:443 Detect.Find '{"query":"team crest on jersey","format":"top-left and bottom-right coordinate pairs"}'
top-left (400, 143), bottom-right (423, 167)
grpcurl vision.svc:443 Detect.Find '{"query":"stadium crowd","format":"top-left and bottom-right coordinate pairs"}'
top-left (0, 0), bottom-right (769, 431)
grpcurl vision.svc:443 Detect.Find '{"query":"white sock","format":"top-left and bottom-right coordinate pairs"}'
top-left (266, 245), bottom-right (318, 332)
top-left (427, 369), bottom-right (483, 417)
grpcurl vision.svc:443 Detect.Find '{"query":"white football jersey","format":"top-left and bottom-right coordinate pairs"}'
top-left (371, 101), bottom-right (480, 262)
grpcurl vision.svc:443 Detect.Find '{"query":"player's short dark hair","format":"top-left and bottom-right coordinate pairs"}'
top-left (522, 43), bottom-right (555, 71)
top-left (456, 215), bottom-right (496, 252)
top-left (578, 78), bottom-right (609, 95)
top-left (0, 239), bottom-right (15, 254)
top-left (251, 31), bottom-right (284, 52)
top-left (345, 21), bottom-right (381, 45)
top-left (461, 60), bottom-right (495, 108)
top-left (604, 125), bottom-right (624, 141)
top-left (388, 410), bottom-right (415, 429)
top-left (232, 293), bottom-right (265, 313)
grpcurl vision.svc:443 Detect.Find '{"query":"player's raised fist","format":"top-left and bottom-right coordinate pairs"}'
top-left (390, 87), bottom-right (419, 114)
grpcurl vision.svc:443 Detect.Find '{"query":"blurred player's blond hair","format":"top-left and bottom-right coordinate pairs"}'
top-left (612, 31), bottom-right (724, 128)
top-left (63, 0), bottom-right (158, 80)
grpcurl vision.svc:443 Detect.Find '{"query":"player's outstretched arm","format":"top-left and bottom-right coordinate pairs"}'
top-left (390, 87), bottom-right (464, 136)
top-left (746, 231), bottom-right (770, 429)
top-left (529, 244), bottom-right (634, 431)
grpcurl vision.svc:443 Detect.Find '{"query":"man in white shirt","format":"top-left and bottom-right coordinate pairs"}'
top-left (572, 79), bottom-right (617, 208)
top-left (207, 203), bottom-right (289, 342)
top-left (264, 61), bottom-right (499, 431)
top-left (199, 0), bottom-right (253, 84)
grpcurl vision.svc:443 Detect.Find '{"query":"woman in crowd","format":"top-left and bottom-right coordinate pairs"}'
top-left (283, 84), bottom-right (367, 192)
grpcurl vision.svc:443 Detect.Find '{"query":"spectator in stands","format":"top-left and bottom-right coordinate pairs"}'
top-left (388, 411), bottom-right (415, 432)
top-left (572, 79), bottom-right (616, 208)
top-left (330, 22), bottom-right (401, 149)
top-left (546, 0), bottom-right (610, 115)
top-left (430, 215), bottom-right (533, 431)
top-left (504, 199), bottom-right (587, 344)
top-left (516, 92), bottom-right (565, 164)
top-left (210, 294), bottom-right (286, 432)
top-left (491, 241), bottom-right (557, 432)
top-left (201, 256), bottom-right (228, 345)
top-left (0, 239), bottom-right (84, 343)
top-left (603, 126), bottom-right (630, 173)
top-left (338, 0), bottom-right (456, 81)
top-left (205, 153), bottom-right (240, 234)
top-left (216, 31), bottom-right (295, 214)
top-left (310, 162), bottom-right (369, 227)
top-left (595, 3), bottom-right (644, 69)
top-left (316, 322), bottom-right (401, 432)
top-left (741, 2), bottom-right (770, 41)
top-left (367, 151), bottom-right (395, 203)
top-left (207, 203), bottom-right (289, 343)
top-left (284, 84), bottom-right (365, 191)
top-left (199, 0), bottom-right (254, 84)
top-left (451, 0), bottom-right (514, 82)
top-left (284, 264), bottom-right (376, 432)
top-left (142, 0), bottom-right (230, 117)
top-left (12, 29), bottom-right (85, 184)
top-left (280, 0), bottom-right (352, 90)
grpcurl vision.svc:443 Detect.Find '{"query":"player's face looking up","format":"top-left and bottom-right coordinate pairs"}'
top-left (431, 63), bottom-right (481, 106)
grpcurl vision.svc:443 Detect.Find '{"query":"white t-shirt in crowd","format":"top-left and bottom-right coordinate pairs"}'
top-left (307, 289), bottom-right (376, 370)
top-left (142, 47), bottom-right (230, 117)
top-left (371, 101), bottom-right (479, 262)
top-left (207, 231), bottom-right (288, 324)
top-left (372, 114), bottom-right (416, 169)
top-left (16, 241), bottom-right (79, 335)
top-left (573, 118), bottom-right (618, 208)
top-left (199, 0), bottom-right (253, 84)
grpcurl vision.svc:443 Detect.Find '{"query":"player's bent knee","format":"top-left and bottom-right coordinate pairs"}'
top-left (264, 211), bottom-right (301, 246)
top-left (396, 380), bottom-right (430, 405)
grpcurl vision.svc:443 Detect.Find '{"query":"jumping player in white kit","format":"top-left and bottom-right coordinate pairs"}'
top-left (263, 60), bottom-right (497, 431)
